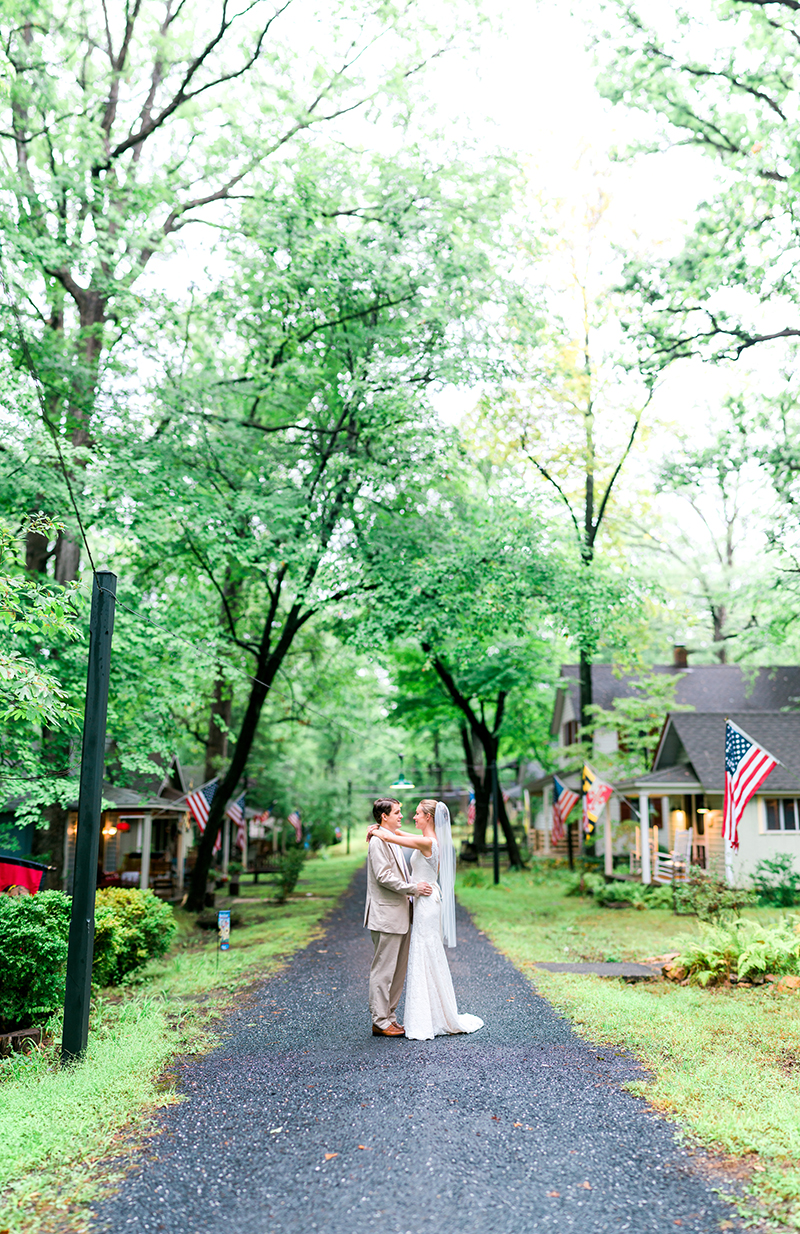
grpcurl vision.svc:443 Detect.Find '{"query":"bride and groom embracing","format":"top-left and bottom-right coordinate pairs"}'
top-left (364, 796), bottom-right (484, 1041)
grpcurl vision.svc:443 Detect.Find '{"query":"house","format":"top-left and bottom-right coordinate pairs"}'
top-left (618, 712), bottom-right (800, 886)
top-left (551, 652), bottom-right (800, 754)
top-left (62, 755), bottom-right (191, 897)
top-left (527, 653), bottom-right (800, 873)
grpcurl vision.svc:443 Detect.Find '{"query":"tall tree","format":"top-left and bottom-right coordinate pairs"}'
top-left (596, 0), bottom-right (800, 366)
top-left (475, 189), bottom-right (651, 731)
top-left (0, 0), bottom-right (465, 578)
top-left (630, 411), bottom-right (770, 661)
top-left (355, 482), bottom-right (565, 865)
top-left (106, 149), bottom-right (510, 908)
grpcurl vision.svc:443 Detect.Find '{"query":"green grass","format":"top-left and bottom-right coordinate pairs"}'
top-left (0, 847), bottom-right (364, 1234)
top-left (457, 864), bottom-right (800, 1229)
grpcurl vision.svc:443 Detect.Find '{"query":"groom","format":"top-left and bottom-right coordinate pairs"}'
top-left (364, 798), bottom-right (432, 1037)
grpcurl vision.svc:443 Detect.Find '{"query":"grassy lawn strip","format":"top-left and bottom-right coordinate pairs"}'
top-left (457, 865), bottom-right (800, 1230)
top-left (0, 848), bottom-right (365, 1234)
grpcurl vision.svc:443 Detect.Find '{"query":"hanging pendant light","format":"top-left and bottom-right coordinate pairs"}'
top-left (390, 754), bottom-right (415, 792)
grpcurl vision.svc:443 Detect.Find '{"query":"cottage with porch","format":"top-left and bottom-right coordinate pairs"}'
top-left (531, 656), bottom-right (800, 862)
top-left (619, 711), bottom-right (800, 887)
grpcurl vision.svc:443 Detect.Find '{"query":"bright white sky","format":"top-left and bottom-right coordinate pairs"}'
top-left (423, 0), bottom-right (738, 441)
top-left (153, 0), bottom-right (768, 536)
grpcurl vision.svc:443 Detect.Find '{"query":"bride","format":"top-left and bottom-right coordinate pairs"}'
top-left (367, 798), bottom-right (483, 1041)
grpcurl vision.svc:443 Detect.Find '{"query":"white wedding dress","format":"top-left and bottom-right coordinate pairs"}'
top-left (404, 839), bottom-right (484, 1041)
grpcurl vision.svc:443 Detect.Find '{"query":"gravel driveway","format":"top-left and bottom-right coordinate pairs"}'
top-left (91, 866), bottom-right (741, 1234)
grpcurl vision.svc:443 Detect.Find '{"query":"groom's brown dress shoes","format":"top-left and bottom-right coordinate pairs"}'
top-left (372, 1023), bottom-right (405, 1037)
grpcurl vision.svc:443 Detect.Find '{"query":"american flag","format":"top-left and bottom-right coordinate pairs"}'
top-left (467, 792), bottom-right (476, 827)
top-left (552, 775), bottom-right (579, 845)
top-left (187, 779), bottom-right (218, 828)
top-left (187, 779), bottom-right (221, 853)
top-left (724, 719), bottom-right (778, 851)
top-left (226, 793), bottom-right (246, 849)
top-left (288, 810), bottom-right (302, 842)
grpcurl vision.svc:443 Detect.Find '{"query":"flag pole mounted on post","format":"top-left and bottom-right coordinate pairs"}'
top-left (62, 571), bottom-right (116, 1065)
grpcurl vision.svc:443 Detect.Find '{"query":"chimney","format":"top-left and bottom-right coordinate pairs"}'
top-left (673, 645), bottom-right (688, 669)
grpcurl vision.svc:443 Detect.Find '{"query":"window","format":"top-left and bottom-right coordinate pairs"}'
top-left (765, 799), bottom-right (799, 832)
top-left (563, 720), bottom-right (579, 747)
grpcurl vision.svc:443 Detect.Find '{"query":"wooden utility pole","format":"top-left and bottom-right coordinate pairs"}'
top-left (62, 571), bottom-right (116, 1064)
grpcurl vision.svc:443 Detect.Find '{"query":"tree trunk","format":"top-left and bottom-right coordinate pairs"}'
top-left (579, 645), bottom-right (593, 738)
top-left (205, 677), bottom-right (232, 781)
top-left (54, 529), bottom-right (81, 583)
top-left (472, 775), bottom-right (492, 853)
top-left (712, 604), bottom-right (727, 663)
top-left (26, 528), bottom-right (50, 573)
top-left (31, 772), bottom-right (69, 889)
top-left (185, 606), bottom-right (310, 911)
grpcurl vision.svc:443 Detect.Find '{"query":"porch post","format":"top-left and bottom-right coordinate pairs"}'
top-left (542, 783), bottom-right (551, 856)
top-left (139, 813), bottom-right (152, 891)
top-left (639, 793), bottom-right (651, 884)
top-left (175, 816), bottom-right (186, 896)
top-left (604, 799), bottom-right (613, 876)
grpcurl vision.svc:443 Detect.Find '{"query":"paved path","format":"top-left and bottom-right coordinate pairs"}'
top-left (92, 868), bottom-right (741, 1234)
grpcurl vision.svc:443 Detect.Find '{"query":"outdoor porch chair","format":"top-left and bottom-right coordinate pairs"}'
top-left (653, 828), bottom-right (693, 884)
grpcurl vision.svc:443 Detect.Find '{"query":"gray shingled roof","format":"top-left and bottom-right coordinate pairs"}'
top-left (653, 712), bottom-right (800, 794)
top-left (616, 764), bottom-right (702, 793)
top-left (551, 665), bottom-right (800, 735)
top-left (66, 782), bottom-right (186, 812)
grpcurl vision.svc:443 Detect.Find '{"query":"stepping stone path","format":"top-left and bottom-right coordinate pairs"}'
top-left (535, 961), bottom-right (661, 980)
top-left (91, 866), bottom-right (742, 1234)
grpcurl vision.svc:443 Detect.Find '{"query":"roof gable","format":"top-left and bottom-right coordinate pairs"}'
top-left (653, 711), bottom-right (800, 793)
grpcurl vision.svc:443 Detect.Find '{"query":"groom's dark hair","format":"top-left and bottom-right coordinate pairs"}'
top-left (372, 798), bottom-right (399, 824)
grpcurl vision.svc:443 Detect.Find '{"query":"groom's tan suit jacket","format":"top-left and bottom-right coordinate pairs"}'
top-left (363, 835), bottom-right (417, 934)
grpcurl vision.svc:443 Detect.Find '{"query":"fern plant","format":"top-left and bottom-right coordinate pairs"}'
top-left (675, 918), bottom-right (800, 985)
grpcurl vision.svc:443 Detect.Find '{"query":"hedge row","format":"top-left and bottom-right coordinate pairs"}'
top-left (0, 888), bottom-right (176, 1030)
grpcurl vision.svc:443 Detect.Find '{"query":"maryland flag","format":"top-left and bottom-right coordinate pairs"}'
top-left (581, 764), bottom-right (613, 835)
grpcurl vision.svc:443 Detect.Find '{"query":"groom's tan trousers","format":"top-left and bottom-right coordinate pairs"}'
top-left (369, 928), bottom-right (411, 1030)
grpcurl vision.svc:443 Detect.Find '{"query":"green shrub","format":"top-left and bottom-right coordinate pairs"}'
top-left (459, 868), bottom-right (488, 888)
top-left (564, 872), bottom-right (606, 897)
top-left (752, 854), bottom-right (800, 907)
top-left (92, 888), bottom-right (176, 986)
top-left (675, 918), bottom-right (800, 986)
top-left (0, 891), bottom-right (71, 1029)
top-left (275, 848), bottom-right (306, 903)
top-left (595, 881), bottom-right (648, 909)
top-left (673, 866), bottom-right (757, 922)
top-left (308, 820), bottom-right (336, 851)
top-left (644, 883), bottom-right (675, 910)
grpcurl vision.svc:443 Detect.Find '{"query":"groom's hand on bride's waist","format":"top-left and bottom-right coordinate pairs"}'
top-left (415, 881), bottom-right (433, 897)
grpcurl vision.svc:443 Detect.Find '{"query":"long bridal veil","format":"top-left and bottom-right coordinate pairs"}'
top-left (435, 801), bottom-right (457, 947)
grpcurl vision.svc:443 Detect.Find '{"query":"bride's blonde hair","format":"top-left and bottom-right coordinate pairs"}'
top-left (418, 799), bottom-right (438, 823)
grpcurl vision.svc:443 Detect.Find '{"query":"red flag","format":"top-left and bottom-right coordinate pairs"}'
top-left (0, 856), bottom-right (47, 894)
